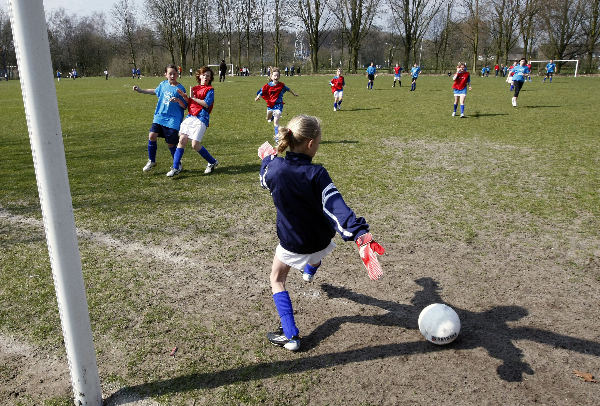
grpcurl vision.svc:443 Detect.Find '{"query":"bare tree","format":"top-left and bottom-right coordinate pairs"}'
top-left (539, 0), bottom-right (583, 63)
top-left (216, 0), bottom-right (234, 65)
top-left (463, 0), bottom-right (483, 72)
top-left (517, 0), bottom-right (540, 60)
top-left (329, 0), bottom-right (379, 72)
top-left (255, 0), bottom-right (268, 72)
top-left (580, 0), bottom-right (600, 73)
top-left (429, 0), bottom-right (455, 72)
top-left (0, 8), bottom-right (16, 77)
top-left (146, 0), bottom-right (177, 63)
top-left (295, 0), bottom-right (331, 72)
top-left (388, 0), bottom-right (443, 68)
top-left (112, 0), bottom-right (139, 71)
top-left (488, 0), bottom-right (519, 65)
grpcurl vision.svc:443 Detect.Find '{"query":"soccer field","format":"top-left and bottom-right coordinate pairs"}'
top-left (1, 73), bottom-right (599, 404)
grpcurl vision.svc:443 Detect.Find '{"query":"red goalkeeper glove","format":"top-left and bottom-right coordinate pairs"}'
top-left (258, 141), bottom-right (277, 159)
top-left (355, 233), bottom-right (385, 280)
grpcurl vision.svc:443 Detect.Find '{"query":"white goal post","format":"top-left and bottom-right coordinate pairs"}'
top-left (529, 59), bottom-right (579, 77)
top-left (207, 63), bottom-right (234, 76)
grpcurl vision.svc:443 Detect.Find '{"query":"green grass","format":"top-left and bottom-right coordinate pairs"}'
top-left (1, 73), bottom-right (599, 404)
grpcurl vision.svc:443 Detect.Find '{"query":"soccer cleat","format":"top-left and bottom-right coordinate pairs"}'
top-left (512, 99), bottom-right (517, 107)
top-left (143, 160), bottom-right (156, 172)
top-left (452, 112), bottom-right (456, 117)
top-left (204, 160), bottom-right (218, 174)
top-left (267, 327), bottom-right (300, 351)
top-left (333, 106), bottom-right (337, 112)
top-left (460, 113), bottom-right (465, 118)
top-left (267, 117), bottom-right (273, 123)
top-left (166, 167), bottom-right (181, 177)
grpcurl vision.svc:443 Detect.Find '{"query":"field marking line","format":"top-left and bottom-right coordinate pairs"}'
top-left (0, 207), bottom-right (203, 268)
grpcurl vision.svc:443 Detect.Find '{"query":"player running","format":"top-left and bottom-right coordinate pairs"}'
top-left (543, 60), bottom-right (556, 83)
top-left (329, 68), bottom-right (345, 111)
top-left (452, 62), bottom-right (472, 118)
top-left (133, 64), bottom-right (187, 174)
top-left (410, 63), bottom-right (421, 91)
top-left (255, 67), bottom-right (298, 142)
top-left (509, 58), bottom-right (530, 107)
top-left (366, 62), bottom-right (376, 89)
top-left (392, 63), bottom-right (403, 87)
top-left (258, 115), bottom-right (385, 351)
top-left (166, 66), bottom-right (219, 177)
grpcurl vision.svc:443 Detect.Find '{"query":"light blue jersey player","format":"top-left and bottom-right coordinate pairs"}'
top-left (544, 59), bottom-right (556, 83)
top-left (410, 64), bottom-right (421, 91)
top-left (133, 64), bottom-right (187, 173)
top-left (366, 62), bottom-right (376, 89)
top-left (510, 58), bottom-right (530, 107)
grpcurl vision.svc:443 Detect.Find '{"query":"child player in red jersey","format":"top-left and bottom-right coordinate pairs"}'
top-left (166, 66), bottom-right (219, 176)
top-left (452, 62), bottom-right (471, 118)
top-left (392, 63), bottom-right (403, 87)
top-left (255, 67), bottom-right (298, 142)
top-left (329, 68), bottom-right (345, 111)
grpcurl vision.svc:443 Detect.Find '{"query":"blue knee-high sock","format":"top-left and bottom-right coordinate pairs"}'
top-left (173, 147), bottom-right (184, 169)
top-left (273, 291), bottom-right (299, 339)
top-left (334, 102), bottom-right (337, 109)
top-left (549, 77), bottom-right (552, 82)
top-left (198, 146), bottom-right (216, 164)
top-left (168, 145), bottom-right (177, 158)
top-left (303, 262), bottom-right (321, 277)
top-left (148, 140), bottom-right (157, 162)
top-left (274, 125), bottom-right (279, 138)
top-left (460, 105), bottom-right (465, 114)
top-left (453, 104), bottom-right (458, 113)
top-left (338, 100), bottom-right (342, 107)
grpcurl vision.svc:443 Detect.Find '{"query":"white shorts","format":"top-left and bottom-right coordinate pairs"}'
top-left (180, 116), bottom-right (207, 143)
top-left (267, 108), bottom-right (282, 119)
top-left (333, 90), bottom-right (343, 99)
top-left (276, 241), bottom-right (336, 270)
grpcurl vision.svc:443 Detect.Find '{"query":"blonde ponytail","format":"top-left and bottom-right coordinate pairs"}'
top-left (276, 115), bottom-right (322, 154)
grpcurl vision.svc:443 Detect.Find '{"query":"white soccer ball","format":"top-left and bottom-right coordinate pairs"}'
top-left (418, 303), bottom-right (460, 345)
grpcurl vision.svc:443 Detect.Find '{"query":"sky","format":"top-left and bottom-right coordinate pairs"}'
top-left (42, 0), bottom-right (141, 17)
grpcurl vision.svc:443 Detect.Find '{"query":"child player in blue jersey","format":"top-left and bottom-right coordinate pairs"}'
top-left (166, 66), bottom-right (218, 177)
top-left (392, 63), bottom-right (403, 87)
top-left (452, 62), bottom-right (472, 118)
top-left (133, 64), bottom-right (187, 174)
top-left (543, 59), bottom-right (556, 83)
top-left (330, 68), bottom-right (345, 111)
top-left (510, 58), bottom-right (530, 107)
top-left (255, 67), bottom-right (298, 142)
top-left (257, 115), bottom-right (386, 351)
top-left (410, 63), bottom-right (421, 91)
top-left (366, 62), bottom-right (376, 89)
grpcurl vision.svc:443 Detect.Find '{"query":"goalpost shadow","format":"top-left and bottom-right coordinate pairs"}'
top-left (104, 277), bottom-right (600, 404)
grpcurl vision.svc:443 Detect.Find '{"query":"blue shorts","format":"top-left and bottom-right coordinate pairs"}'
top-left (150, 123), bottom-right (180, 145)
top-left (453, 88), bottom-right (468, 95)
top-left (394, 75), bottom-right (401, 79)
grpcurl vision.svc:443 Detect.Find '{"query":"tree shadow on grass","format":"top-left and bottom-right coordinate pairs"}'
top-left (104, 277), bottom-right (600, 404)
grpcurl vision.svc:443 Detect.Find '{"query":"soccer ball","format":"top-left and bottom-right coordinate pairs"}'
top-left (418, 303), bottom-right (460, 345)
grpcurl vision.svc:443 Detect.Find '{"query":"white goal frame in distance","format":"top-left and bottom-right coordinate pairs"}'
top-left (207, 63), bottom-right (234, 76)
top-left (529, 59), bottom-right (579, 77)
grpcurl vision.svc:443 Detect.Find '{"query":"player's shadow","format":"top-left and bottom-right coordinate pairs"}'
top-left (103, 277), bottom-right (600, 404)
top-left (170, 163), bottom-right (261, 178)
top-left (471, 112), bottom-right (509, 118)
top-left (344, 107), bottom-right (381, 111)
top-left (521, 105), bottom-right (561, 109)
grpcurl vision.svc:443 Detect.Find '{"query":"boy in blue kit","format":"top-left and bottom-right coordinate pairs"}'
top-left (543, 60), bottom-right (556, 83)
top-left (166, 66), bottom-right (219, 177)
top-left (257, 115), bottom-right (386, 351)
top-left (366, 62), bottom-right (376, 89)
top-left (133, 64), bottom-right (187, 173)
top-left (255, 67), bottom-right (298, 142)
top-left (410, 63), bottom-right (421, 91)
top-left (510, 58), bottom-right (530, 107)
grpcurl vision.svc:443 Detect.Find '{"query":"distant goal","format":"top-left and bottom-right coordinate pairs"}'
top-left (529, 59), bottom-right (579, 77)
top-left (208, 63), bottom-right (234, 76)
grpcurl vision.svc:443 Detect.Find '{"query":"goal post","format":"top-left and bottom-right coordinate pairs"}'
top-left (529, 59), bottom-right (579, 77)
top-left (207, 63), bottom-right (234, 76)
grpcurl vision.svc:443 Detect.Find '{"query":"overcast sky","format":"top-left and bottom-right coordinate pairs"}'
top-left (42, 0), bottom-right (141, 17)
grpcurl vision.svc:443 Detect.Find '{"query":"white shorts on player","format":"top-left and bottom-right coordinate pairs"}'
top-left (267, 107), bottom-right (282, 120)
top-left (180, 115), bottom-right (207, 142)
top-left (333, 90), bottom-right (343, 99)
top-left (275, 241), bottom-right (336, 270)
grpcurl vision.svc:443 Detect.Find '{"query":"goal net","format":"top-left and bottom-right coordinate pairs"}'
top-left (207, 63), bottom-right (234, 76)
top-left (529, 60), bottom-right (579, 77)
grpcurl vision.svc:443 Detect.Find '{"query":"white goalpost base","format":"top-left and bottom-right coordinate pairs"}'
top-left (530, 59), bottom-right (579, 77)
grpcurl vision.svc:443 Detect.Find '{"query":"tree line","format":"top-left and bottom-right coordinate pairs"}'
top-left (0, 0), bottom-right (598, 78)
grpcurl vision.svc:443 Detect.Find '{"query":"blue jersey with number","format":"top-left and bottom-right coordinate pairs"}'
top-left (546, 63), bottom-right (556, 73)
top-left (366, 66), bottom-right (376, 75)
top-left (153, 80), bottom-right (187, 130)
top-left (411, 66), bottom-right (421, 78)
top-left (510, 65), bottom-right (530, 82)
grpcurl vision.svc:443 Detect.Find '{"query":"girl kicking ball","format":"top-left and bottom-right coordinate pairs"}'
top-left (257, 115), bottom-right (386, 351)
